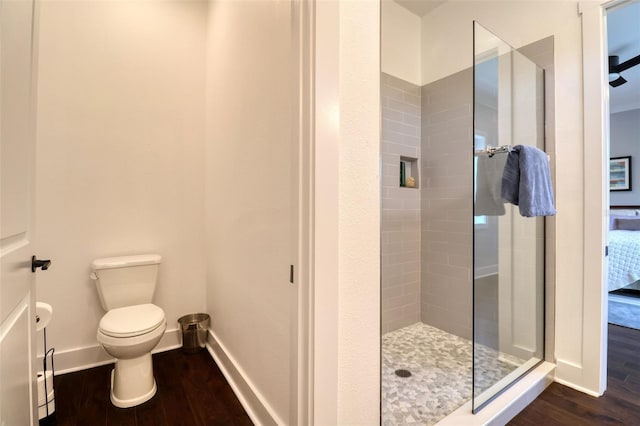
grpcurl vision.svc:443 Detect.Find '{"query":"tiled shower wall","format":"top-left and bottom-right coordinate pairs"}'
top-left (381, 73), bottom-right (421, 333)
top-left (420, 69), bottom-right (473, 340)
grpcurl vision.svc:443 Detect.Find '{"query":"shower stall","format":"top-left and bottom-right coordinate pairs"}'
top-left (381, 21), bottom-right (549, 424)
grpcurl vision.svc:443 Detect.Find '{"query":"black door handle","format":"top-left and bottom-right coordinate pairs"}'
top-left (32, 256), bottom-right (51, 272)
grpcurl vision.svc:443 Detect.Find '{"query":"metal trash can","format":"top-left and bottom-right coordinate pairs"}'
top-left (178, 313), bottom-right (210, 353)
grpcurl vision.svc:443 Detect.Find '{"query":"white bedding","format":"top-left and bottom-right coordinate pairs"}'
top-left (608, 230), bottom-right (640, 291)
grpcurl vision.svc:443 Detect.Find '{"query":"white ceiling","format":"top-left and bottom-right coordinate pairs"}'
top-left (607, 1), bottom-right (640, 113)
top-left (393, 0), bottom-right (445, 17)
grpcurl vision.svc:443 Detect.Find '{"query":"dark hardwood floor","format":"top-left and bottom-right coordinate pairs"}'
top-left (510, 324), bottom-right (640, 425)
top-left (49, 324), bottom-right (640, 425)
top-left (52, 348), bottom-right (252, 426)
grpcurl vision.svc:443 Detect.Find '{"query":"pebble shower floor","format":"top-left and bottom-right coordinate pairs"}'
top-left (382, 322), bottom-right (521, 425)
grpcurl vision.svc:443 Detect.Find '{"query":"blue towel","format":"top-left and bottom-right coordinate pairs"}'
top-left (501, 145), bottom-right (556, 217)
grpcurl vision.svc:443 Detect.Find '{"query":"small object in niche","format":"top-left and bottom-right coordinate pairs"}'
top-left (400, 162), bottom-right (406, 187)
top-left (406, 176), bottom-right (415, 188)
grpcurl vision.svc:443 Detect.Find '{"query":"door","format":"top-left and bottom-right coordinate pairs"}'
top-left (0, 0), bottom-right (39, 424)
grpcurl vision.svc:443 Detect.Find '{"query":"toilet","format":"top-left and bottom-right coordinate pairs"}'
top-left (90, 254), bottom-right (167, 408)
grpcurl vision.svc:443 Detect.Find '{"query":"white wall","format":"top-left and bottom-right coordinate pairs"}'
top-left (205, 1), bottom-right (294, 424)
top-left (337, 1), bottom-right (381, 423)
top-left (313, 1), bottom-right (383, 423)
top-left (35, 0), bottom-right (208, 366)
top-left (610, 109), bottom-right (640, 206)
top-left (313, 2), bottom-right (341, 423)
top-left (381, 0), bottom-right (421, 85)
top-left (420, 1), bottom-right (594, 393)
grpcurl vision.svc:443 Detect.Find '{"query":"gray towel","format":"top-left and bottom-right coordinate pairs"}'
top-left (501, 145), bottom-right (556, 217)
top-left (475, 155), bottom-right (505, 216)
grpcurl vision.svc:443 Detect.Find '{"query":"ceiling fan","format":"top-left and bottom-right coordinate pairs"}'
top-left (609, 54), bottom-right (640, 87)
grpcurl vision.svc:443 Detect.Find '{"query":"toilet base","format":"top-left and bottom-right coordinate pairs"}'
top-left (109, 353), bottom-right (157, 408)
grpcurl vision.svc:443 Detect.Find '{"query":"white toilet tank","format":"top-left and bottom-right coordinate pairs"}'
top-left (91, 254), bottom-right (162, 311)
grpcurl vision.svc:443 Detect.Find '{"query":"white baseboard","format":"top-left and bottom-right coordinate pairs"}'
top-left (553, 376), bottom-right (602, 397)
top-left (554, 358), bottom-right (604, 396)
top-left (436, 361), bottom-right (555, 425)
top-left (205, 329), bottom-right (280, 426)
top-left (42, 328), bottom-right (182, 375)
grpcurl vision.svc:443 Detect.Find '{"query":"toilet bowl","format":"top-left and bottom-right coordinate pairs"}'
top-left (97, 303), bottom-right (167, 408)
top-left (91, 254), bottom-right (165, 408)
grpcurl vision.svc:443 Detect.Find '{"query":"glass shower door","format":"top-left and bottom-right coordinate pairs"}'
top-left (472, 22), bottom-right (545, 412)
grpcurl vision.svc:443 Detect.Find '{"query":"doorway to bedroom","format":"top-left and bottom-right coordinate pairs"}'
top-left (606, 0), bottom-right (640, 331)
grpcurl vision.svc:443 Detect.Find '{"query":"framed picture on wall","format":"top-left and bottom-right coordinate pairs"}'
top-left (610, 156), bottom-right (632, 191)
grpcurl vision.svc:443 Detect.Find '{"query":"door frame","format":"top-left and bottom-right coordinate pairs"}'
top-left (580, 0), bottom-right (633, 397)
top-left (292, 0), bottom-right (315, 424)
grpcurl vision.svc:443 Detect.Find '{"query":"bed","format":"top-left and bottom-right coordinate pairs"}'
top-left (608, 208), bottom-right (640, 292)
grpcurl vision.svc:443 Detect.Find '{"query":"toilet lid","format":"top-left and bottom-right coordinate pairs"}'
top-left (99, 304), bottom-right (165, 338)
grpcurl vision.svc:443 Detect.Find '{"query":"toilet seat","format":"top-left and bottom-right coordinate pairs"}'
top-left (99, 304), bottom-right (165, 338)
